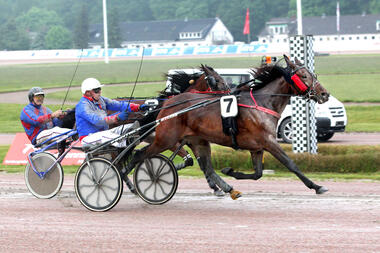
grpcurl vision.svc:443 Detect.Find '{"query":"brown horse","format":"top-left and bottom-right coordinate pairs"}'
top-left (128, 55), bottom-right (330, 199)
top-left (115, 65), bottom-right (230, 195)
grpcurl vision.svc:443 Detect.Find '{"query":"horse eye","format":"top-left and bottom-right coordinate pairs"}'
top-left (302, 75), bottom-right (307, 78)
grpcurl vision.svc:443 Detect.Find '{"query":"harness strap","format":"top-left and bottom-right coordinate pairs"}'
top-left (238, 89), bottom-right (280, 119)
top-left (189, 89), bottom-right (230, 94)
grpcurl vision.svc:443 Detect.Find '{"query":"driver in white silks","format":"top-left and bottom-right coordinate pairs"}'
top-left (75, 78), bottom-right (149, 148)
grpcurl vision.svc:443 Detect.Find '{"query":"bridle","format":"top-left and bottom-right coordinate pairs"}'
top-left (289, 65), bottom-right (320, 101)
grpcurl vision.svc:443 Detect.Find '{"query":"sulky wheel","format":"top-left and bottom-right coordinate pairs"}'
top-left (75, 158), bottom-right (123, 212)
top-left (25, 152), bottom-right (64, 199)
top-left (134, 154), bottom-right (178, 205)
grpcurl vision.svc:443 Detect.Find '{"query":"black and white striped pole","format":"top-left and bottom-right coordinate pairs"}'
top-left (289, 35), bottom-right (318, 154)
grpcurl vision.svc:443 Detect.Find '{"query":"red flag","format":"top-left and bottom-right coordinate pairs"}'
top-left (243, 8), bottom-right (250, 35)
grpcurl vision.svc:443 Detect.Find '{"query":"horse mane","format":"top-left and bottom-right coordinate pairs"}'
top-left (248, 64), bottom-right (291, 91)
top-left (159, 70), bottom-right (202, 96)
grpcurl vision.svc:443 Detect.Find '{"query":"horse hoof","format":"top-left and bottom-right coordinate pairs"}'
top-left (214, 189), bottom-right (225, 197)
top-left (184, 157), bottom-right (194, 167)
top-left (230, 189), bottom-right (242, 200)
top-left (221, 167), bottom-right (233, 176)
top-left (316, 186), bottom-right (329, 194)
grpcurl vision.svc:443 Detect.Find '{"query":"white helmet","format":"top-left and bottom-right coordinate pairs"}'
top-left (81, 78), bottom-right (104, 94)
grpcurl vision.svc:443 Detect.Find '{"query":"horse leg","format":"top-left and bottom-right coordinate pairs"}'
top-left (170, 142), bottom-right (194, 170)
top-left (266, 140), bottom-right (328, 194)
top-left (189, 140), bottom-right (241, 199)
top-left (143, 134), bottom-right (193, 170)
top-left (221, 150), bottom-right (264, 180)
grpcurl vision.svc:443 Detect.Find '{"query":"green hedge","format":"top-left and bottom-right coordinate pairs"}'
top-left (211, 145), bottom-right (380, 174)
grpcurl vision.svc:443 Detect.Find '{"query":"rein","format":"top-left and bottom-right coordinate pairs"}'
top-left (144, 95), bottom-right (225, 115)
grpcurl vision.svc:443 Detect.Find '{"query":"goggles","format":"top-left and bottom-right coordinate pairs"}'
top-left (93, 88), bottom-right (101, 93)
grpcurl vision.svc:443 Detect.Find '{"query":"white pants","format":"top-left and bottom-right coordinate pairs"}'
top-left (36, 126), bottom-right (72, 145)
top-left (81, 124), bottom-right (134, 148)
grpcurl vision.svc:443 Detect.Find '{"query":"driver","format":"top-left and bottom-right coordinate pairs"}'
top-left (20, 87), bottom-right (67, 145)
top-left (75, 77), bottom-right (148, 147)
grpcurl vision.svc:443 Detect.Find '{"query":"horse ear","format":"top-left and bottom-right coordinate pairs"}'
top-left (294, 57), bottom-right (303, 66)
top-left (200, 64), bottom-right (206, 73)
top-left (284, 54), bottom-right (295, 69)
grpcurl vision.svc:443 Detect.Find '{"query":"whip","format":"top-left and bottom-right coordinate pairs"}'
top-left (60, 49), bottom-right (84, 110)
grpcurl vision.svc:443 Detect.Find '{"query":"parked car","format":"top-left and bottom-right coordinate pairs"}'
top-left (166, 68), bottom-right (347, 143)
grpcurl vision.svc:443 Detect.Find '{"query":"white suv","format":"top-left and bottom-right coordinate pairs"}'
top-left (166, 68), bottom-right (347, 143)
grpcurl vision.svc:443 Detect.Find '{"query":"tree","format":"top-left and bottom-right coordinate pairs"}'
top-left (108, 7), bottom-right (122, 48)
top-left (45, 25), bottom-right (72, 49)
top-left (369, 0), bottom-right (380, 14)
top-left (15, 7), bottom-right (63, 50)
top-left (16, 7), bottom-right (63, 32)
top-left (73, 4), bottom-right (89, 49)
top-left (0, 19), bottom-right (30, 50)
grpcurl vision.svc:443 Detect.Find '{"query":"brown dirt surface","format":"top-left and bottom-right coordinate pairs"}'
top-left (0, 173), bottom-right (379, 252)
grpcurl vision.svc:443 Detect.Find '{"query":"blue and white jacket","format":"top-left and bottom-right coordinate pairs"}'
top-left (20, 103), bottom-right (61, 144)
top-left (75, 95), bottom-right (140, 140)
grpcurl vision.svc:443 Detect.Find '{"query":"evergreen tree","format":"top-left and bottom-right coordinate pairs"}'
top-left (74, 4), bottom-right (89, 49)
top-left (0, 19), bottom-right (30, 50)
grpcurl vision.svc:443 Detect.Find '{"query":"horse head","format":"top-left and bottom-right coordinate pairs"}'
top-left (199, 64), bottom-right (230, 92)
top-left (163, 65), bottom-right (229, 96)
top-left (284, 55), bottom-right (329, 104)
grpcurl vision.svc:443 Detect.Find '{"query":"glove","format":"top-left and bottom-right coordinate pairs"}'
top-left (117, 110), bottom-right (129, 121)
top-left (139, 104), bottom-right (150, 112)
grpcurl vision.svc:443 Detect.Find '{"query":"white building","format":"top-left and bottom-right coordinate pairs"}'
top-left (89, 17), bottom-right (234, 49)
top-left (258, 14), bottom-right (380, 53)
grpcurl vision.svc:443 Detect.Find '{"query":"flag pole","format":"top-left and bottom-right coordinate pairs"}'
top-left (297, 0), bottom-right (303, 35)
top-left (102, 0), bottom-right (109, 64)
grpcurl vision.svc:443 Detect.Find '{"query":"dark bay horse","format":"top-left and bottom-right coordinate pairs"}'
top-left (128, 55), bottom-right (330, 199)
top-left (111, 65), bottom-right (231, 195)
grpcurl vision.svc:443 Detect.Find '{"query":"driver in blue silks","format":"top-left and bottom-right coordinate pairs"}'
top-left (20, 87), bottom-right (67, 145)
top-left (75, 78), bottom-right (149, 194)
top-left (75, 77), bottom-right (149, 147)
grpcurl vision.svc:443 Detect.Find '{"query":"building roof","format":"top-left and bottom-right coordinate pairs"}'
top-left (89, 18), bottom-right (218, 44)
top-left (260, 14), bottom-right (380, 36)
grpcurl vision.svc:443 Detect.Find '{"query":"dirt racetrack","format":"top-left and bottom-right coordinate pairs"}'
top-left (0, 173), bottom-right (379, 252)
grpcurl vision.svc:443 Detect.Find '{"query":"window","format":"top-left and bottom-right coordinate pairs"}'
top-left (357, 36), bottom-right (360, 40)
top-left (319, 37), bottom-right (323, 41)
top-left (349, 37), bottom-right (352, 40)
top-left (283, 38), bottom-right (287, 42)
top-left (377, 20), bottom-right (380, 31)
top-left (364, 36), bottom-right (367, 40)
top-left (341, 37), bottom-right (344, 40)
top-left (334, 37), bottom-right (338, 40)
top-left (372, 36), bottom-right (375, 40)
